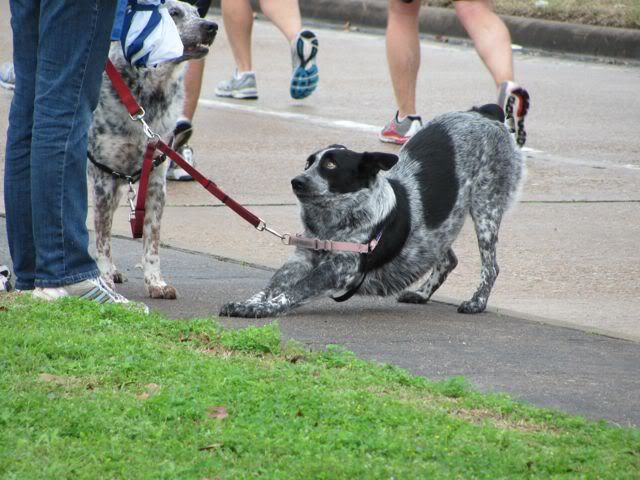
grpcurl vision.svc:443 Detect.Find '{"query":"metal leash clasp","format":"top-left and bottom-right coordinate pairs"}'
top-left (129, 107), bottom-right (161, 141)
top-left (256, 220), bottom-right (291, 245)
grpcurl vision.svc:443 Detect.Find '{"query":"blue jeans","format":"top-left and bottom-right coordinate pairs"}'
top-left (5, 0), bottom-right (117, 290)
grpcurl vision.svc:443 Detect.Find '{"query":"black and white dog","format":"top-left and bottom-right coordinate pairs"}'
top-left (220, 104), bottom-right (524, 318)
top-left (89, 1), bottom-right (216, 299)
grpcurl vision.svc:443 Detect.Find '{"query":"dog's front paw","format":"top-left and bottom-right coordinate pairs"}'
top-left (457, 299), bottom-right (487, 314)
top-left (220, 294), bottom-right (290, 318)
top-left (148, 284), bottom-right (178, 299)
top-left (218, 301), bottom-right (271, 318)
top-left (397, 290), bottom-right (429, 304)
top-left (112, 270), bottom-right (128, 284)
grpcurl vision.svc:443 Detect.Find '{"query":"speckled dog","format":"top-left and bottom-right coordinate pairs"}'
top-left (220, 104), bottom-right (524, 318)
top-left (89, 1), bottom-right (216, 299)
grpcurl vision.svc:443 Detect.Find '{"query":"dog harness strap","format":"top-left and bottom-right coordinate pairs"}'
top-left (105, 60), bottom-right (143, 117)
top-left (155, 140), bottom-right (262, 228)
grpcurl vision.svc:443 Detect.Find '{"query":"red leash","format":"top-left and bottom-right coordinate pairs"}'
top-left (104, 60), bottom-right (380, 255)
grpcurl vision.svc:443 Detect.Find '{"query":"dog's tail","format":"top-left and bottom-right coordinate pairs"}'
top-left (471, 103), bottom-right (505, 123)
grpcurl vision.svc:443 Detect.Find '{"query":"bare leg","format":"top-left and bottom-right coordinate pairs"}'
top-left (221, 0), bottom-right (254, 72)
top-left (386, 0), bottom-right (421, 118)
top-left (455, 0), bottom-right (513, 87)
top-left (258, 0), bottom-right (302, 43)
top-left (182, 59), bottom-right (205, 121)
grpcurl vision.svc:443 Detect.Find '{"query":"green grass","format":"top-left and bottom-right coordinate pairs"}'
top-left (0, 296), bottom-right (638, 479)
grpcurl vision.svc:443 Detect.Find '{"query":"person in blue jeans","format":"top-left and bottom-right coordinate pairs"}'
top-left (4, 0), bottom-right (133, 305)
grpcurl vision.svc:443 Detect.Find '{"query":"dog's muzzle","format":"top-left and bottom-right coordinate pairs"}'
top-left (291, 176), bottom-right (310, 196)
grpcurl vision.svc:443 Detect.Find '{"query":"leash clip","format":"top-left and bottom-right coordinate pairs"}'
top-left (256, 220), bottom-right (287, 242)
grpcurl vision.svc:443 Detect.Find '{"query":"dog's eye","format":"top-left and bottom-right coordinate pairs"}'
top-left (169, 7), bottom-right (183, 18)
top-left (304, 159), bottom-right (312, 170)
top-left (323, 160), bottom-right (337, 170)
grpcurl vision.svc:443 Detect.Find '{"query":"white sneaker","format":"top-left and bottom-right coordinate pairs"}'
top-left (32, 277), bottom-right (149, 313)
top-left (0, 265), bottom-right (12, 292)
top-left (166, 145), bottom-right (195, 181)
top-left (0, 62), bottom-right (15, 90)
top-left (215, 70), bottom-right (258, 99)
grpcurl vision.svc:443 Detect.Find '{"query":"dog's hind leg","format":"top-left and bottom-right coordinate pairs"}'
top-left (458, 201), bottom-right (504, 314)
top-left (142, 168), bottom-right (177, 299)
top-left (92, 172), bottom-right (125, 288)
top-left (397, 249), bottom-right (458, 304)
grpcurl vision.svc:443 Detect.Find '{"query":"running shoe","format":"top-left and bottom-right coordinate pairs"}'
top-left (167, 119), bottom-right (195, 181)
top-left (290, 30), bottom-right (319, 99)
top-left (0, 265), bottom-right (12, 292)
top-left (379, 112), bottom-right (423, 145)
top-left (32, 276), bottom-right (149, 313)
top-left (215, 70), bottom-right (258, 99)
top-left (166, 144), bottom-right (196, 181)
top-left (0, 62), bottom-right (15, 90)
top-left (498, 80), bottom-right (530, 147)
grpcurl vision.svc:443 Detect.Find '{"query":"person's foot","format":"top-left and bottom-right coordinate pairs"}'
top-left (0, 62), bottom-right (15, 90)
top-left (498, 81), bottom-right (530, 147)
top-left (166, 144), bottom-right (196, 181)
top-left (32, 277), bottom-right (149, 313)
top-left (215, 70), bottom-right (258, 99)
top-left (290, 30), bottom-right (319, 100)
top-left (0, 265), bottom-right (12, 292)
top-left (379, 112), bottom-right (423, 145)
top-left (167, 120), bottom-right (195, 181)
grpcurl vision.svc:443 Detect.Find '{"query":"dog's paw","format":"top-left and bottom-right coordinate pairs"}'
top-left (112, 270), bottom-right (128, 284)
top-left (219, 301), bottom-right (273, 318)
top-left (457, 299), bottom-right (486, 314)
top-left (397, 290), bottom-right (429, 304)
top-left (148, 284), bottom-right (178, 300)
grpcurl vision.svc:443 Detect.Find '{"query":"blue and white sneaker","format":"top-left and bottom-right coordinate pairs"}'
top-left (290, 30), bottom-right (319, 100)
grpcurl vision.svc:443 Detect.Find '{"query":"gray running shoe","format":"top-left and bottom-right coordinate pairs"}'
top-left (32, 277), bottom-right (149, 313)
top-left (0, 62), bottom-right (15, 90)
top-left (215, 70), bottom-right (258, 99)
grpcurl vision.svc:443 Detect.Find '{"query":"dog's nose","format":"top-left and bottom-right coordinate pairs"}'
top-left (291, 176), bottom-right (308, 193)
top-left (205, 21), bottom-right (218, 34)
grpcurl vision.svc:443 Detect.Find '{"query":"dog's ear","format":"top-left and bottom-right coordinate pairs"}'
top-left (361, 152), bottom-right (399, 173)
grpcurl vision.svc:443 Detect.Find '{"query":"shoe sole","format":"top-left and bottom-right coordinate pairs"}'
top-left (378, 133), bottom-right (408, 145)
top-left (505, 87), bottom-right (530, 147)
top-left (290, 31), bottom-right (319, 100)
top-left (214, 88), bottom-right (258, 100)
top-left (0, 80), bottom-right (15, 90)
